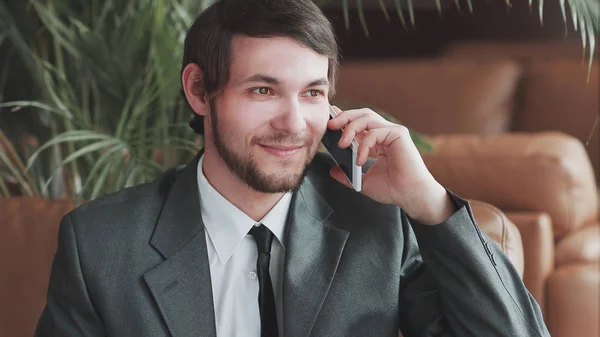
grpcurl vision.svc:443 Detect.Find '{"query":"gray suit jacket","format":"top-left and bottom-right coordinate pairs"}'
top-left (35, 151), bottom-right (550, 337)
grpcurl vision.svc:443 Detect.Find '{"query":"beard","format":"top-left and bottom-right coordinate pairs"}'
top-left (210, 103), bottom-right (317, 193)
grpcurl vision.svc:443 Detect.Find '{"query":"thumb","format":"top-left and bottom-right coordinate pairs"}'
top-left (329, 165), bottom-right (353, 189)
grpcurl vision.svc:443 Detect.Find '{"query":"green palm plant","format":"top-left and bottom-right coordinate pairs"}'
top-left (0, 0), bottom-right (597, 201)
top-left (0, 0), bottom-right (208, 202)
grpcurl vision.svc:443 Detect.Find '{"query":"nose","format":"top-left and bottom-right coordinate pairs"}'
top-left (271, 99), bottom-right (307, 134)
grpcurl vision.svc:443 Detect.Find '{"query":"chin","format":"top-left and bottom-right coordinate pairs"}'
top-left (262, 156), bottom-right (307, 172)
top-left (250, 160), bottom-right (310, 193)
top-left (268, 173), bottom-right (306, 193)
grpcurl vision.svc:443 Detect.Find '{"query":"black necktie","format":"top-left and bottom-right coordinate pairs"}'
top-left (249, 224), bottom-right (279, 337)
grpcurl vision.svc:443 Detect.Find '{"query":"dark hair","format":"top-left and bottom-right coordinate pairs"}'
top-left (180, 0), bottom-right (340, 135)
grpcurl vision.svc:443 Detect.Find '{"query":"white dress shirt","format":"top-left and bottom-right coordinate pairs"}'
top-left (197, 155), bottom-right (291, 337)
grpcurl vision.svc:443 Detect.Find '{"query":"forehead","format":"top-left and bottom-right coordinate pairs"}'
top-left (228, 36), bottom-right (329, 85)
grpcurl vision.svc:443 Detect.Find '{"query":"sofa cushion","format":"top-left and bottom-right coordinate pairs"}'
top-left (546, 263), bottom-right (600, 337)
top-left (334, 60), bottom-right (521, 135)
top-left (555, 224), bottom-right (600, 266)
top-left (423, 132), bottom-right (599, 239)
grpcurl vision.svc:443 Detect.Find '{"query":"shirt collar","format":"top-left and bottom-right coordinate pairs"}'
top-left (197, 154), bottom-right (292, 263)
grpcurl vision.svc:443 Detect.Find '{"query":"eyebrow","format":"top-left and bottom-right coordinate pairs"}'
top-left (241, 74), bottom-right (280, 85)
top-left (306, 78), bottom-right (329, 87)
top-left (239, 74), bottom-right (329, 87)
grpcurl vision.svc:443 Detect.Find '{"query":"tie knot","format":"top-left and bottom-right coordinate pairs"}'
top-left (249, 224), bottom-right (274, 254)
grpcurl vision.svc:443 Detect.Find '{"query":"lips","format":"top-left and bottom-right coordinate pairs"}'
top-left (261, 144), bottom-right (303, 150)
top-left (259, 144), bottom-right (304, 158)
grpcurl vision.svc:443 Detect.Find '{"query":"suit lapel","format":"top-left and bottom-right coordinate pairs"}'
top-left (144, 151), bottom-right (217, 337)
top-left (282, 177), bottom-right (349, 337)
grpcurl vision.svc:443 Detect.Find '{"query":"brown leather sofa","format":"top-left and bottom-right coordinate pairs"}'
top-left (0, 197), bottom-right (75, 337)
top-left (334, 44), bottom-right (599, 337)
top-left (0, 196), bottom-right (523, 337)
top-left (423, 132), bottom-right (599, 337)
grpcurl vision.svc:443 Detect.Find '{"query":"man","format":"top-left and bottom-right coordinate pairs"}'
top-left (35, 0), bottom-right (550, 336)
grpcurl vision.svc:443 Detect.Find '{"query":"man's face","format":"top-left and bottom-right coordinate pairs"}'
top-left (207, 36), bottom-right (331, 193)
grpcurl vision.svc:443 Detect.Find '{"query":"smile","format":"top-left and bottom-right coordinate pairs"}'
top-left (259, 144), bottom-right (304, 158)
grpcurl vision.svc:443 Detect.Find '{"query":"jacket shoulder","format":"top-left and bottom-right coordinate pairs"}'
top-left (66, 166), bottom-right (182, 231)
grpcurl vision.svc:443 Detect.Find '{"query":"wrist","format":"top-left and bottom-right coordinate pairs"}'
top-left (398, 181), bottom-right (457, 225)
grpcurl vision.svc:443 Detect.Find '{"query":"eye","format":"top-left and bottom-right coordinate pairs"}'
top-left (251, 87), bottom-right (273, 95)
top-left (303, 89), bottom-right (324, 97)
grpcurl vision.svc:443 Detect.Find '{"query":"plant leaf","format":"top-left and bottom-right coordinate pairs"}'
top-left (408, 0), bottom-right (415, 26)
top-left (587, 116), bottom-right (599, 145)
top-left (409, 129), bottom-right (434, 154)
top-left (89, 155), bottom-right (117, 200)
top-left (559, 0), bottom-right (568, 34)
top-left (0, 129), bottom-right (39, 195)
top-left (40, 138), bottom-right (122, 192)
top-left (356, 0), bottom-right (370, 38)
top-left (377, 0), bottom-right (391, 22)
top-left (567, 0), bottom-right (580, 31)
top-left (0, 100), bottom-right (72, 119)
top-left (530, 0), bottom-right (534, 12)
top-left (454, 0), bottom-right (462, 13)
top-left (580, 0), bottom-right (597, 82)
top-left (79, 144), bottom-right (124, 198)
top-left (30, 1), bottom-right (81, 59)
top-left (342, 0), bottom-right (350, 30)
top-left (394, 0), bottom-right (408, 29)
top-left (26, 131), bottom-right (115, 170)
top-left (0, 171), bottom-right (11, 196)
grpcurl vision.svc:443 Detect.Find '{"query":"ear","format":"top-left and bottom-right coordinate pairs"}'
top-left (182, 63), bottom-right (209, 117)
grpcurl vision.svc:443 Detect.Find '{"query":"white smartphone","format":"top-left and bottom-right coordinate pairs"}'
top-left (321, 106), bottom-right (362, 192)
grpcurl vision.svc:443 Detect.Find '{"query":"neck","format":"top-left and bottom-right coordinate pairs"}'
top-left (201, 148), bottom-right (285, 222)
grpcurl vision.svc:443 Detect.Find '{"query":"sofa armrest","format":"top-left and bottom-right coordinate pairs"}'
top-left (399, 200), bottom-right (526, 337)
top-left (422, 132), bottom-right (598, 239)
top-left (469, 200), bottom-right (524, 278)
top-left (504, 211), bottom-right (555, 317)
top-left (0, 197), bottom-right (75, 337)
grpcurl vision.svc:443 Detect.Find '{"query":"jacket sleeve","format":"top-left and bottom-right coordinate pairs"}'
top-left (35, 214), bottom-right (105, 336)
top-left (397, 191), bottom-right (550, 337)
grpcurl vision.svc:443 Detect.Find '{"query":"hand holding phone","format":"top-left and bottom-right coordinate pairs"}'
top-left (321, 106), bottom-right (362, 192)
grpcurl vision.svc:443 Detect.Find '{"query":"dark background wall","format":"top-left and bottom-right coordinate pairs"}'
top-left (322, 0), bottom-right (590, 60)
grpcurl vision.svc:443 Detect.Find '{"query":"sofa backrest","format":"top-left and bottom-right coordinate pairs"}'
top-left (514, 60), bottom-right (599, 181)
top-left (444, 41), bottom-right (599, 182)
top-left (336, 42), bottom-right (599, 182)
top-left (334, 59), bottom-right (522, 135)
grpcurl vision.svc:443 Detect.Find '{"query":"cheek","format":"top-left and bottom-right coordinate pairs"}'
top-left (304, 105), bottom-right (330, 135)
top-left (215, 94), bottom-right (264, 136)
top-left (222, 113), bottom-right (281, 150)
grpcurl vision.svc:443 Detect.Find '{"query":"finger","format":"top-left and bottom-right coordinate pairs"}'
top-left (329, 165), bottom-right (353, 189)
top-left (327, 108), bottom-right (372, 130)
top-left (356, 129), bottom-right (381, 166)
top-left (357, 127), bottom-right (404, 165)
top-left (339, 114), bottom-right (388, 148)
top-left (352, 130), bottom-right (370, 146)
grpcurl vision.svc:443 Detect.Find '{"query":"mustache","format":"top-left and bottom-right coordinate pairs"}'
top-left (252, 133), bottom-right (313, 146)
